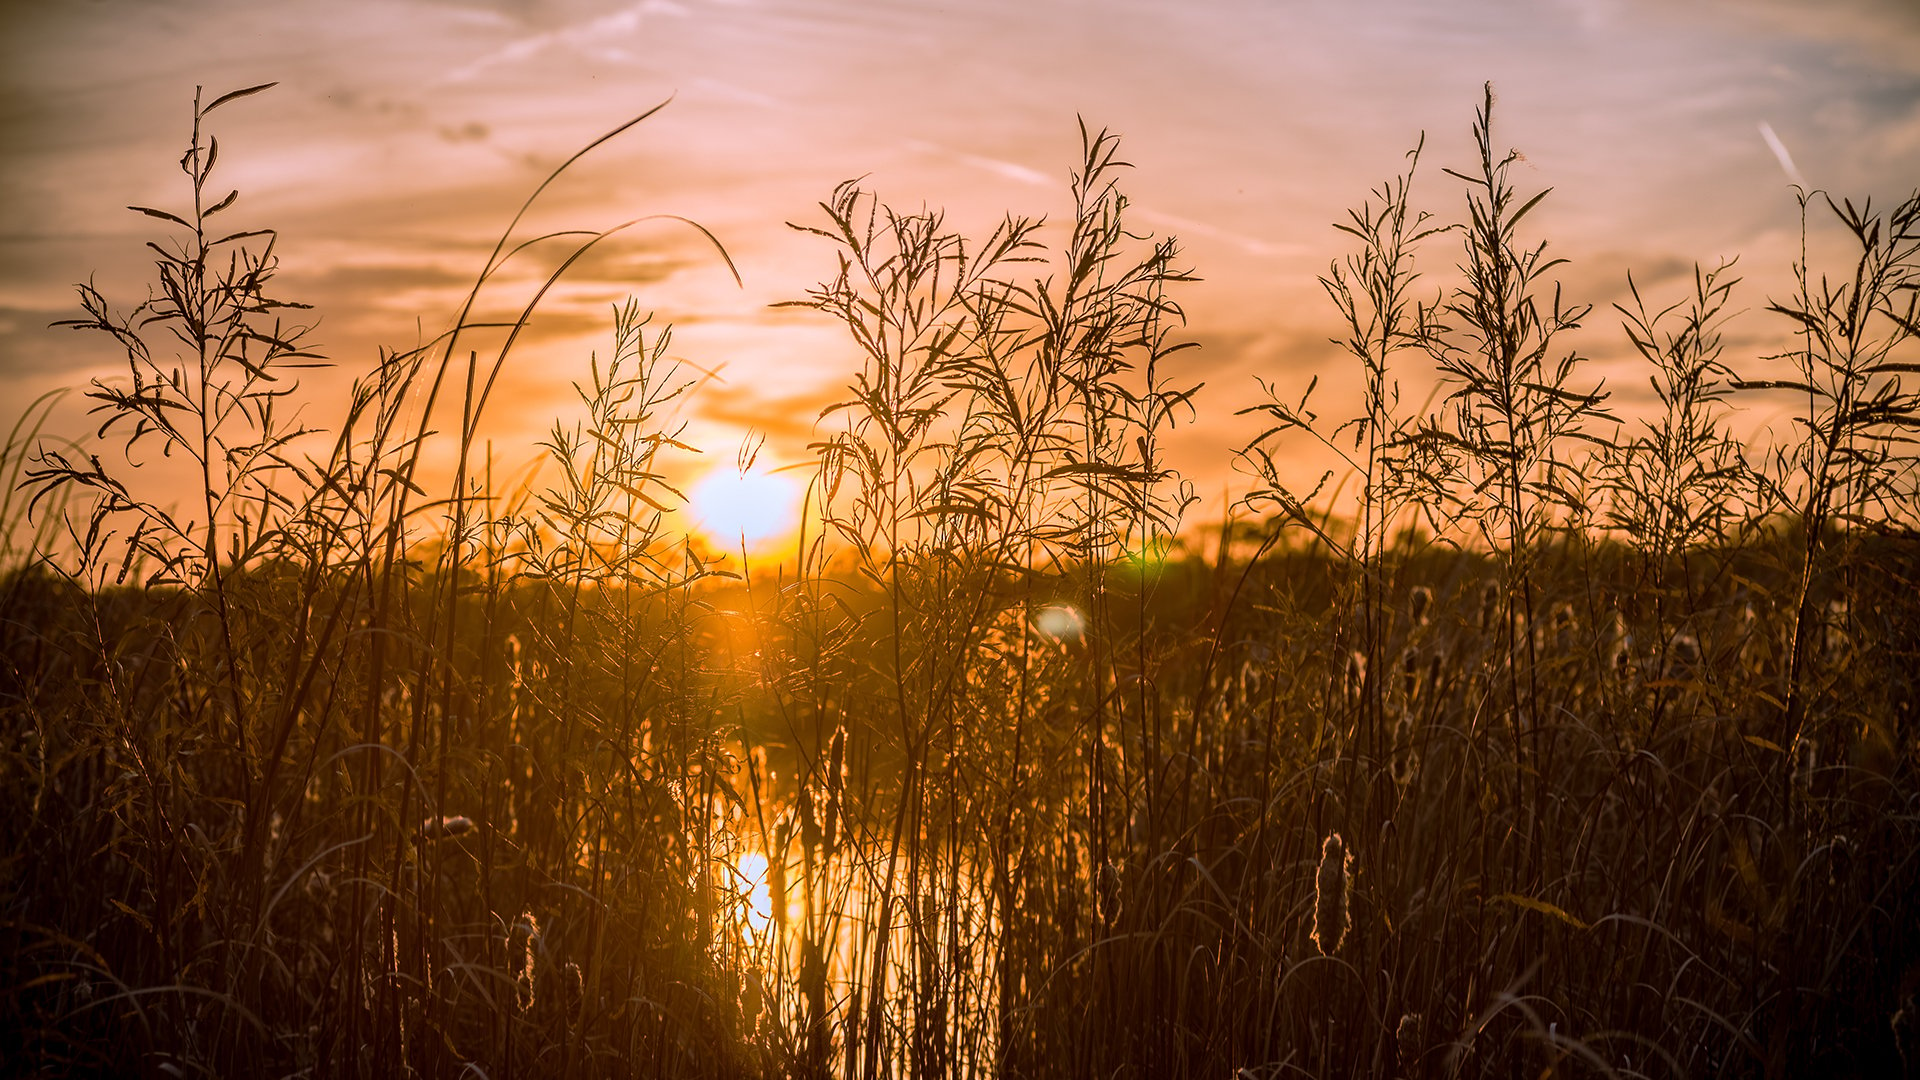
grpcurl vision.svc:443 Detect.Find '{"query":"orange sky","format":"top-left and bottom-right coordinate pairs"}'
top-left (3, 0), bottom-right (1918, 544)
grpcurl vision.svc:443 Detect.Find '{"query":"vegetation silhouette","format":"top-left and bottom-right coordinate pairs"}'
top-left (3, 81), bottom-right (1918, 1079)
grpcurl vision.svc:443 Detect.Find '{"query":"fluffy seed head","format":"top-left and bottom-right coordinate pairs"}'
top-left (1396, 1012), bottom-right (1423, 1064)
top-left (516, 910), bottom-right (542, 1010)
top-left (1822, 598), bottom-right (1852, 664)
top-left (797, 785), bottom-right (822, 854)
top-left (1390, 706), bottom-right (1419, 787)
top-left (1828, 833), bottom-right (1852, 887)
top-left (420, 814), bottom-right (474, 842)
top-left (1344, 650), bottom-right (1368, 704)
top-left (1477, 580), bottom-right (1501, 631)
top-left (1893, 994), bottom-right (1914, 1067)
top-left (1312, 831), bottom-right (1353, 956)
top-left (1669, 633), bottom-right (1702, 674)
top-left (1547, 602), bottom-right (1577, 652)
top-left (1794, 737), bottom-right (1818, 800)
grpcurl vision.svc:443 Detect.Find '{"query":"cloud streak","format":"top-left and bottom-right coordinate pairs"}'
top-left (440, 0), bottom-right (692, 84)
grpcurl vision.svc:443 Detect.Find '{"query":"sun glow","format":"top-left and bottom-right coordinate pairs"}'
top-left (735, 850), bottom-right (775, 938)
top-left (689, 465), bottom-right (802, 551)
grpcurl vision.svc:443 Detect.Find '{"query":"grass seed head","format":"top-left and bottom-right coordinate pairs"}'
top-left (798, 784), bottom-right (822, 855)
top-left (1396, 1012), bottom-right (1423, 1064)
top-left (1894, 994), bottom-right (1915, 1069)
top-left (1098, 859), bottom-right (1122, 924)
top-left (1795, 737), bottom-right (1818, 800)
top-left (420, 814), bottom-right (474, 842)
top-left (742, 966), bottom-right (765, 1028)
top-left (822, 788), bottom-right (840, 856)
top-left (1822, 598), bottom-right (1852, 665)
top-left (1671, 633), bottom-right (1702, 671)
top-left (1312, 831), bottom-right (1352, 956)
top-left (827, 725), bottom-right (847, 794)
top-left (1550, 602), bottom-right (1577, 650)
top-left (1477, 580), bottom-right (1501, 631)
top-left (1828, 833), bottom-right (1852, 887)
top-left (1391, 706), bottom-right (1419, 786)
top-left (1610, 642), bottom-right (1635, 681)
top-left (516, 910), bottom-right (542, 1010)
top-left (1345, 650), bottom-right (1368, 705)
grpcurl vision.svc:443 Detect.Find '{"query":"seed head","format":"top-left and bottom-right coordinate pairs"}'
top-left (1396, 1012), bottom-right (1423, 1065)
top-left (1098, 858), bottom-right (1122, 924)
top-left (1893, 994), bottom-right (1915, 1069)
top-left (1408, 586), bottom-right (1433, 629)
top-left (797, 785), bottom-right (822, 854)
top-left (742, 967), bottom-right (765, 1028)
top-left (1550, 602), bottom-right (1577, 650)
top-left (1793, 737), bottom-right (1818, 801)
top-left (1311, 831), bottom-right (1353, 956)
top-left (419, 814), bottom-right (474, 843)
top-left (1390, 707), bottom-right (1419, 787)
top-left (561, 960), bottom-right (583, 1014)
top-left (1610, 643), bottom-right (1635, 682)
top-left (1822, 598), bottom-right (1852, 665)
top-left (1477, 580), bottom-right (1501, 632)
top-left (1668, 633), bottom-right (1702, 675)
top-left (827, 725), bottom-right (847, 794)
top-left (516, 910), bottom-right (542, 1010)
top-left (1828, 833), bottom-right (1852, 887)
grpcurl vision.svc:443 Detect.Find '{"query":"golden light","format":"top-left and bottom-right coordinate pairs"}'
top-left (689, 465), bottom-right (803, 551)
top-left (1034, 604), bottom-right (1085, 644)
top-left (735, 850), bottom-right (775, 938)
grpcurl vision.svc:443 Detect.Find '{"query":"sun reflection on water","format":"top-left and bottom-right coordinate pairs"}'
top-left (734, 849), bottom-right (775, 939)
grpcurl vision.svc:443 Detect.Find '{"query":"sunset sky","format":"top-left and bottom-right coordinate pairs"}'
top-left (4, 0), bottom-right (1917, 534)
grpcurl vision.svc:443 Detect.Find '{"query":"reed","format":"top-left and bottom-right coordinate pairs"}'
top-left (2, 81), bottom-right (1918, 1080)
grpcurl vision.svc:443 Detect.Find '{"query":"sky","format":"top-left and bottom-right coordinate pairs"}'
top-left (3, 0), bottom-right (1918, 540)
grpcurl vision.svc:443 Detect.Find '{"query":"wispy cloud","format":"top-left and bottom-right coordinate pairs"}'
top-left (903, 140), bottom-right (1052, 188)
top-left (1133, 207), bottom-right (1306, 260)
top-left (440, 0), bottom-right (691, 84)
top-left (1758, 122), bottom-right (1807, 188)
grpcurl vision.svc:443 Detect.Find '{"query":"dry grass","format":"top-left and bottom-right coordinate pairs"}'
top-left (3, 82), bottom-right (1919, 1079)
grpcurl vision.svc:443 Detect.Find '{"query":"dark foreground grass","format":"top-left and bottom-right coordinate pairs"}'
top-left (2, 83), bottom-right (1918, 1079)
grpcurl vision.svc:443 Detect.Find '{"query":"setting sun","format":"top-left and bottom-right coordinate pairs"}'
top-left (689, 465), bottom-right (803, 550)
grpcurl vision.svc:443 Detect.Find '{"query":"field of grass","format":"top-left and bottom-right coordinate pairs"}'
top-left (3, 83), bottom-right (1919, 1079)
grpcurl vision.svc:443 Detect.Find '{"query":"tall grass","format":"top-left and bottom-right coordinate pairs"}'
top-left (3, 82), bottom-right (1918, 1080)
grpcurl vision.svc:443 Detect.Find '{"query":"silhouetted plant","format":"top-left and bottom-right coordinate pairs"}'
top-left (28, 83), bottom-right (323, 590)
top-left (6, 79), bottom-right (1920, 1080)
top-left (1599, 258), bottom-right (1751, 573)
top-left (1739, 188), bottom-right (1920, 748)
top-left (1238, 133), bottom-right (1450, 771)
top-left (1418, 84), bottom-right (1611, 585)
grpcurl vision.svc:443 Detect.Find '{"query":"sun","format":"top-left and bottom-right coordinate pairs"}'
top-left (689, 465), bottom-right (802, 551)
